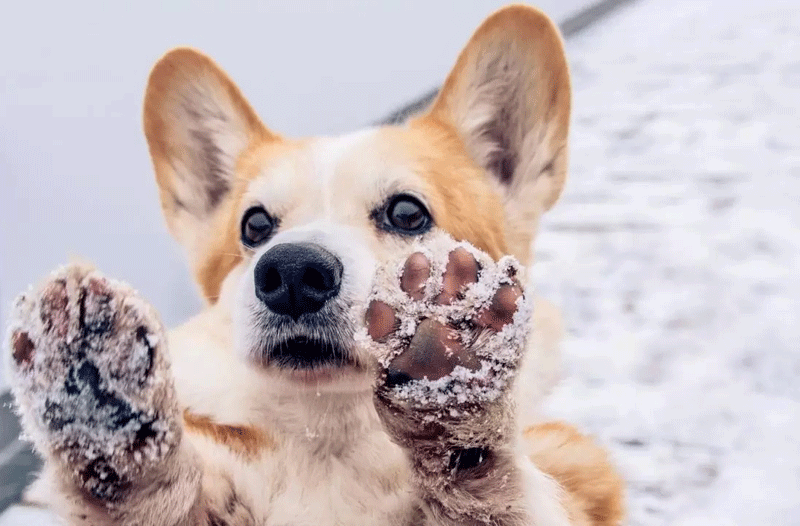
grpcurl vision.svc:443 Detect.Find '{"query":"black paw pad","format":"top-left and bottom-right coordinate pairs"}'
top-left (82, 457), bottom-right (124, 501)
top-left (134, 325), bottom-right (155, 381)
top-left (48, 359), bottom-right (140, 433)
top-left (385, 367), bottom-right (414, 388)
top-left (448, 447), bottom-right (491, 472)
top-left (79, 278), bottom-right (116, 334)
top-left (72, 360), bottom-right (136, 430)
top-left (43, 400), bottom-right (75, 431)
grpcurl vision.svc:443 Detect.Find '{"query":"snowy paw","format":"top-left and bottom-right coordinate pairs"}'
top-left (5, 264), bottom-right (180, 501)
top-left (364, 233), bottom-right (532, 472)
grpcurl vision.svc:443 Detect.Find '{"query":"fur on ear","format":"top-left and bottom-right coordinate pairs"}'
top-left (143, 47), bottom-right (278, 257)
top-left (423, 5), bottom-right (571, 216)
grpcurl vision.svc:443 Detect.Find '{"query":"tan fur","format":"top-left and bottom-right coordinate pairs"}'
top-left (195, 139), bottom-right (311, 303)
top-left (192, 190), bottom-right (242, 303)
top-left (524, 423), bottom-right (626, 526)
top-left (375, 125), bottom-right (511, 260)
top-left (183, 411), bottom-right (275, 459)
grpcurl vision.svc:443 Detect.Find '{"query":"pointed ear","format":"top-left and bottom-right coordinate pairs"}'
top-left (143, 48), bottom-right (278, 254)
top-left (423, 5), bottom-right (571, 215)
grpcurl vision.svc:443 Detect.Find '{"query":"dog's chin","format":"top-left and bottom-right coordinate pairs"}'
top-left (252, 336), bottom-right (371, 391)
top-left (277, 366), bottom-right (371, 393)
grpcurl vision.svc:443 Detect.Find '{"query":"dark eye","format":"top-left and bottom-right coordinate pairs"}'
top-left (383, 195), bottom-right (432, 235)
top-left (241, 207), bottom-right (275, 248)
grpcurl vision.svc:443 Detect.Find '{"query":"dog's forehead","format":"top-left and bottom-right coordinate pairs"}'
top-left (245, 128), bottom-right (428, 224)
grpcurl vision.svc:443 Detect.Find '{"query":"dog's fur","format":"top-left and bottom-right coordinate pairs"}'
top-left (7, 5), bottom-right (624, 525)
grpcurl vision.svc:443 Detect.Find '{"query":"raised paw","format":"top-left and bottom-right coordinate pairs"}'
top-left (5, 264), bottom-right (180, 501)
top-left (363, 233), bottom-right (532, 470)
top-left (366, 238), bottom-right (529, 406)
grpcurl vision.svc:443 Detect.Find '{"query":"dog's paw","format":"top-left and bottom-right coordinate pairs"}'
top-left (5, 264), bottom-right (180, 501)
top-left (363, 233), bottom-right (532, 470)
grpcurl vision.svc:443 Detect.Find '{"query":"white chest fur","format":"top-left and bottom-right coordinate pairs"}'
top-left (186, 409), bottom-right (417, 526)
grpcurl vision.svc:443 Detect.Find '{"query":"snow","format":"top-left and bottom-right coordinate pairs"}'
top-left (533, 1), bottom-right (800, 524)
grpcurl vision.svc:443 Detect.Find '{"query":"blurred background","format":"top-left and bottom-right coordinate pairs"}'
top-left (1, 1), bottom-right (798, 525)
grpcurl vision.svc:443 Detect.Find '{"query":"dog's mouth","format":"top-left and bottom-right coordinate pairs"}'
top-left (263, 336), bottom-right (355, 372)
top-left (244, 303), bottom-right (367, 386)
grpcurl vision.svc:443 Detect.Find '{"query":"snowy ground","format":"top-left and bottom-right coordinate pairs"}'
top-left (534, 1), bottom-right (800, 524)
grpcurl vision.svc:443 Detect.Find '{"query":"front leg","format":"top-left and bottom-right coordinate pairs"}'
top-left (366, 236), bottom-right (564, 526)
top-left (5, 264), bottom-right (201, 526)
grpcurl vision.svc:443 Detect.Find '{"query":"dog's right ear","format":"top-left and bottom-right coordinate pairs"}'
top-left (143, 48), bottom-right (278, 256)
top-left (415, 6), bottom-right (570, 260)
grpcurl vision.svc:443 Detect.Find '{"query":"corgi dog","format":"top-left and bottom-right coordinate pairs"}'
top-left (5, 5), bottom-right (624, 526)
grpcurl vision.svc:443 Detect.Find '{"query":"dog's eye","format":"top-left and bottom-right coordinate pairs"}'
top-left (383, 195), bottom-right (432, 235)
top-left (241, 207), bottom-right (275, 248)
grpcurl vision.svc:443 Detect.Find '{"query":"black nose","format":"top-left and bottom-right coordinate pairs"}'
top-left (254, 243), bottom-right (343, 319)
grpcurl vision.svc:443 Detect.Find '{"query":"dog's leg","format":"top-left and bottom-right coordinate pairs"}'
top-left (366, 234), bottom-right (570, 526)
top-left (5, 264), bottom-right (202, 526)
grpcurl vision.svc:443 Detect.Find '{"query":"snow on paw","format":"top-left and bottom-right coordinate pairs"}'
top-left (363, 232), bottom-right (533, 461)
top-left (4, 264), bottom-right (180, 501)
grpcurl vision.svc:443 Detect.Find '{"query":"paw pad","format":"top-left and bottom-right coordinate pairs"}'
top-left (11, 331), bottom-right (35, 366)
top-left (400, 252), bottom-right (431, 300)
top-left (385, 319), bottom-right (478, 385)
top-left (363, 232), bottom-right (532, 410)
top-left (80, 276), bottom-right (117, 334)
top-left (39, 279), bottom-right (69, 337)
top-left (5, 264), bottom-right (179, 500)
top-left (435, 247), bottom-right (479, 305)
top-left (448, 447), bottom-right (491, 472)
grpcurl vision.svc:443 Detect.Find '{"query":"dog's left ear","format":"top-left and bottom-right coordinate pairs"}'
top-left (143, 48), bottom-right (283, 301)
top-left (423, 5), bottom-right (571, 221)
top-left (143, 48), bottom-right (278, 257)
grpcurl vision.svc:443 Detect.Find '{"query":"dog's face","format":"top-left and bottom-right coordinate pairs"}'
top-left (142, 5), bottom-right (570, 392)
